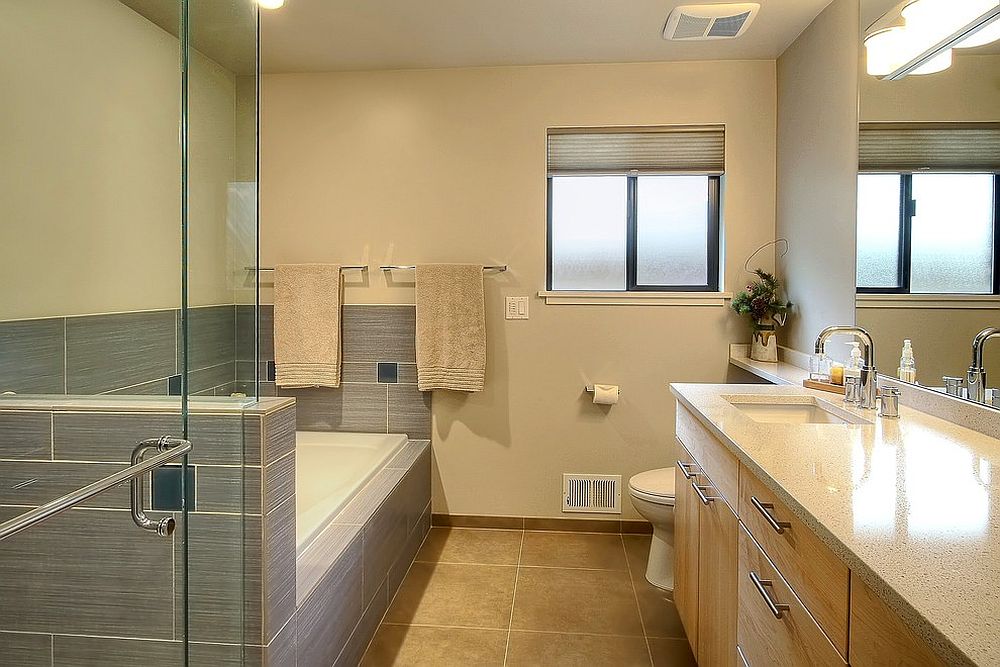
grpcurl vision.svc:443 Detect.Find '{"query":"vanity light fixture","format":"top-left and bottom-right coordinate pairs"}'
top-left (257, 0), bottom-right (284, 9)
top-left (864, 0), bottom-right (1000, 80)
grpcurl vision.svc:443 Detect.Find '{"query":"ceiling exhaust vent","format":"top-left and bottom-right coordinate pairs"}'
top-left (663, 3), bottom-right (761, 41)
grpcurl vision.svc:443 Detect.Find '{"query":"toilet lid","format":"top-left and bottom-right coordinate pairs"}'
top-left (629, 467), bottom-right (676, 499)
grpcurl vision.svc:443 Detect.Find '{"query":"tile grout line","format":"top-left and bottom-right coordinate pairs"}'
top-left (621, 533), bottom-right (655, 666)
top-left (502, 529), bottom-right (525, 666)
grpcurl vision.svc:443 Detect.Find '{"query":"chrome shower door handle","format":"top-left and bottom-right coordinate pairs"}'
top-left (130, 436), bottom-right (191, 537)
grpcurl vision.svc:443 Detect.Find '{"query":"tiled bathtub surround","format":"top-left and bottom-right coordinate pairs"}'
top-left (0, 305), bottom-right (252, 397)
top-left (294, 439), bottom-right (432, 667)
top-left (0, 397), bottom-right (295, 666)
top-left (241, 305), bottom-right (432, 439)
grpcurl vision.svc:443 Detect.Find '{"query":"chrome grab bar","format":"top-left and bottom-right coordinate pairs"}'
top-left (749, 570), bottom-right (791, 619)
top-left (0, 436), bottom-right (192, 542)
top-left (380, 264), bottom-right (508, 272)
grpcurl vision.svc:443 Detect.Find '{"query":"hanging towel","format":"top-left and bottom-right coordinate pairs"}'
top-left (415, 264), bottom-right (487, 392)
top-left (273, 263), bottom-right (342, 388)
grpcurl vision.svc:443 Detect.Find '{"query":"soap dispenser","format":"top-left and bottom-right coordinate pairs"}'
top-left (898, 339), bottom-right (917, 384)
top-left (845, 342), bottom-right (863, 382)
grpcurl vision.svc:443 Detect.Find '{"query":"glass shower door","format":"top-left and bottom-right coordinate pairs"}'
top-left (0, 0), bottom-right (259, 664)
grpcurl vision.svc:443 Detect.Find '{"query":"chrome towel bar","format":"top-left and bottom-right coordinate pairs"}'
top-left (245, 265), bottom-right (368, 272)
top-left (0, 436), bottom-right (192, 542)
top-left (380, 264), bottom-right (507, 272)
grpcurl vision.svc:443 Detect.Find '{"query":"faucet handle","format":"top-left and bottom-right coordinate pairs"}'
top-left (942, 376), bottom-right (964, 397)
top-left (879, 386), bottom-right (900, 419)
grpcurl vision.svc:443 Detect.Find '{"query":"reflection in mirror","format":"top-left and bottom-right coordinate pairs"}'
top-left (856, 0), bottom-right (1000, 407)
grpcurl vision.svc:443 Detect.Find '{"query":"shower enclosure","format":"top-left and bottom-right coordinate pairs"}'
top-left (0, 1), bottom-right (270, 664)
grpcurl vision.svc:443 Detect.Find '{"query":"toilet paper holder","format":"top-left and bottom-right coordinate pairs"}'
top-left (585, 385), bottom-right (621, 395)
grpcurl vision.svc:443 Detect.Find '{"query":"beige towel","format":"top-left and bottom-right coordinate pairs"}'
top-left (415, 264), bottom-right (486, 392)
top-left (273, 264), bottom-right (342, 388)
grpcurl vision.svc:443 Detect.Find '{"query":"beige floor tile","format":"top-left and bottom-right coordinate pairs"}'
top-left (505, 631), bottom-right (651, 666)
top-left (519, 531), bottom-right (628, 571)
top-left (415, 527), bottom-right (522, 565)
top-left (623, 534), bottom-right (652, 577)
top-left (384, 562), bottom-right (517, 629)
top-left (647, 637), bottom-right (697, 666)
top-left (361, 624), bottom-right (507, 666)
top-left (622, 535), bottom-right (687, 638)
top-left (511, 567), bottom-right (644, 636)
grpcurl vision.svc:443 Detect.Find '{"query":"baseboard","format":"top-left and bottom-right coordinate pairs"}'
top-left (431, 513), bottom-right (653, 535)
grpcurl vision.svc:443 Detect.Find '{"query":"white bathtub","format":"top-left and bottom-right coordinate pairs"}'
top-left (295, 431), bottom-right (408, 552)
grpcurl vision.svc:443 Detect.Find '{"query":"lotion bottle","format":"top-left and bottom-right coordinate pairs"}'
top-left (898, 339), bottom-right (917, 384)
top-left (844, 342), bottom-right (863, 383)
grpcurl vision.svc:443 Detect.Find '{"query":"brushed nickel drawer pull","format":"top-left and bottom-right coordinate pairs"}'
top-left (749, 570), bottom-right (790, 619)
top-left (750, 495), bottom-right (792, 534)
top-left (692, 482), bottom-right (718, 505)
top-left (676, 460), bottom-right (700, 480)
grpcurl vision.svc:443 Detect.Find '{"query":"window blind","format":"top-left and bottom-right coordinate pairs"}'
top-left (547, 125), bottom-right (726, 175)
top-left (859, 122), bottom-right (1000, 172)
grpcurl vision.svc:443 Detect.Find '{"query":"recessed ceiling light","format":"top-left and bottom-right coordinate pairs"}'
top-left (258, 0), bottom-right (284, 9)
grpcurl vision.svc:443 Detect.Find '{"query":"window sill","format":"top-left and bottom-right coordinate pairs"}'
top-left (538, 290), bottom-right (733, 306)
top-left (856, 294), bottom-right (1000, 309)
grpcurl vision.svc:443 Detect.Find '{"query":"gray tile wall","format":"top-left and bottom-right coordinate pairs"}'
top-left (293, 439), bottom-right (432, 667)
top-left (0, 305), bottom-right (247, 398)
top-left (0, 402), bottom-right (296, 667)
top-left (241, 304), bottom-right (432, 439)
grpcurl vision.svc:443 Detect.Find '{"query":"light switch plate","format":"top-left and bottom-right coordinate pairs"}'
top-left (505, 296), bottom-right (529, 320)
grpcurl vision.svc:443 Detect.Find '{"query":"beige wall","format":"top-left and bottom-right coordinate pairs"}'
top-left (860, 54), bottom-right (1000, 122)
top-left (776, 0), bottom-right (860, 357)
top-left (261, 60), bottom-right (777, 519)
top-left (0, 0), bottom-right (238, 321)
top-left (858, 306), bottom-right (1000, 388)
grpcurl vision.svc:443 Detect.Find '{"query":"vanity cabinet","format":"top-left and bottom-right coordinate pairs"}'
top-left (674, 454), bottom-right (700, 653)
top-left (673, 404), bottom-right (942, 666)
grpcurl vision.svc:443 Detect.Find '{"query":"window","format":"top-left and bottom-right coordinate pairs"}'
top-left (856, 173), bottom-right (998, 294)
top-left (546, 127), bottom-right (723, 292)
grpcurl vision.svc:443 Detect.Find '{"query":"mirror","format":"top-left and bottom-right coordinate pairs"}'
top-left (856, 0), bottom-right (1000, 407)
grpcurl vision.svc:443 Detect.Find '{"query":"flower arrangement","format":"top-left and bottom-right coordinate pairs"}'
top-left (731, 269), bottom-right (791, 361)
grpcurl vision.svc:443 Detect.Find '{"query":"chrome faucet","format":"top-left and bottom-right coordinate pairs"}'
top-left (815, 326), bottom-right (878, 409)
top-left (967, 327), bottom-right (1000, 404)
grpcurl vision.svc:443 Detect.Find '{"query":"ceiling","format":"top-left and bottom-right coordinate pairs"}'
top-left (260, 0), bottom-right (835, 74)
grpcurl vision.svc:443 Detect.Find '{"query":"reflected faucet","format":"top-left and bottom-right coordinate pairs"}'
top-left (815, 326), bottom-right (878, 409)
top-left (967, 327), bottom-right (1000, 404)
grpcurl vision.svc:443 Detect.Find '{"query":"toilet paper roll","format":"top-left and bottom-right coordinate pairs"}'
top-left (592, 384), bottom-right (619, 405)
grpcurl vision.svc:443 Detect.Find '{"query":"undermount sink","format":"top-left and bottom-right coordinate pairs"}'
top-left (723, 395), bottom-right (871, 425)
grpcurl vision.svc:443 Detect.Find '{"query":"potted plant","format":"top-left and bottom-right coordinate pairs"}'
top-left (731, 269), bottom-right (791, 362)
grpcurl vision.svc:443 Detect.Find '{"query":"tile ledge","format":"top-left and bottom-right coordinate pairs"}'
top-left (539, 290), bottom-right (732, 306)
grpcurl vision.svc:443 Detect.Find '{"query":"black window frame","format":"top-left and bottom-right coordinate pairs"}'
top-left (546, 173), bottom-right (722, 293)
top-left (856, 172), bottom-right (1000, 296)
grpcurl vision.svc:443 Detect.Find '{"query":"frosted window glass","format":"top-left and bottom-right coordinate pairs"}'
top-left (910, 174), bottom-right (994, 294)
top-left (550, 176), bottom-right (627, 290)
top-left (636, 176), bottom-right (709, 286)
top-left (856, 175), bottom-right (902, 288)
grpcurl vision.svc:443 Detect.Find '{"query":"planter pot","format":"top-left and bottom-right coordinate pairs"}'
top-left (750, 325), bottom-right (778, 362)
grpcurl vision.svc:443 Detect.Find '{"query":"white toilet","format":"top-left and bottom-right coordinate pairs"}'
top-left (628, 467), bottom-right (676, 591)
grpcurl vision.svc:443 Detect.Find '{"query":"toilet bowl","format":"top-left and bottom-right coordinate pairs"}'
top-left (628, 467), bottom-right (676, 591)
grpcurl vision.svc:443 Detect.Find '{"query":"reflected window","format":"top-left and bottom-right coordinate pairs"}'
top-left (856, 173), bottom-right (998, 295)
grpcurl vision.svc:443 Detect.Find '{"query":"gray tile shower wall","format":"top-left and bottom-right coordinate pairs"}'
top-left (0, 400), bottom-right (297, 667)
top-left (240, 304), bottom-right (432, 439)
top-left (0, 305), bottom-right (243, 397)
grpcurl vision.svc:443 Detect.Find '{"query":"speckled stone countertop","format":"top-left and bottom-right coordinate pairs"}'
top-left (670, 383), bottom-right (1000, 667)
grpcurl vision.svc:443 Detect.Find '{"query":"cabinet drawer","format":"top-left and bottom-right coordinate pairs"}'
top-left (676, 404), bottom-right (739, 507)
top-left (849, 573), bottom-right (945, 667)
top-left (738, 468), bottom-right (849, 657)
top-left (737, 525), bottom-right (846, 667)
